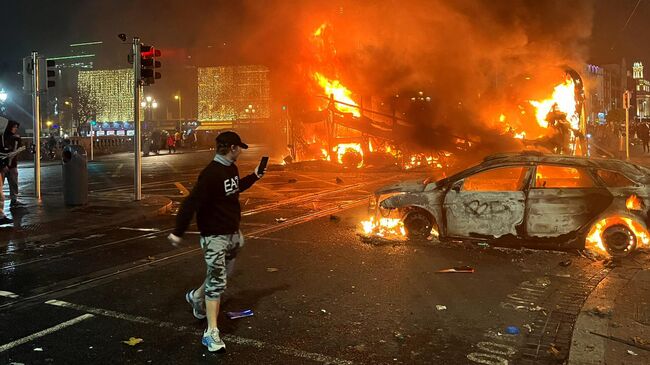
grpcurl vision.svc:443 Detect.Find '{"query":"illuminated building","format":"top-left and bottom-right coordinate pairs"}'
top-left (632, 62), bottom-right (650, 120)
top-left (77, 69), bottom-right (135, 123)
top-left (197, 65), bottom-right (270, 123)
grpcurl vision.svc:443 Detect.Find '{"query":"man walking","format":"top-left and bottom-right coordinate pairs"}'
top-left (4, 120), bottom-right (25, 208)
top-left (167, 131), bottom-right (265, 352)
top-left (0, 118), bottom-right (20, 225)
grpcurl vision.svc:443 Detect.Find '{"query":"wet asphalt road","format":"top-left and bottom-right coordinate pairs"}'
top-left (0, 148), bottom-right (633, 364)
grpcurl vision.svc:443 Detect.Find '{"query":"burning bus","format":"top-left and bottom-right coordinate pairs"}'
top-left (365, 151), bottom-right (650, 258)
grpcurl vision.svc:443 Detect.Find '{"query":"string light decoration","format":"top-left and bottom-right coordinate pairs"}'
top-left (78, 69), bottom-right (135, 122)
top-left (198, 65), bottom-right (270, 121)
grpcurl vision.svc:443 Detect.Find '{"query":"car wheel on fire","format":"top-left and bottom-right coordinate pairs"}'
top-left (403, 208), bottom-right (435, 239)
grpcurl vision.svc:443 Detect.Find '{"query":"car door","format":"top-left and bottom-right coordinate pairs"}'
top-left (525, 164), bottom-right (612, 237)
top-left (443, 165), bottom-right (531, 239)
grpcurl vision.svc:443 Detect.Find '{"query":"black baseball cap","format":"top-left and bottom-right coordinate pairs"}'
top-left (216, 131), bottom-right (248, 149)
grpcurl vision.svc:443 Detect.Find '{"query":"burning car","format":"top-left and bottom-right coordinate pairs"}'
top-left (368, 151), bottom-right (650, 257)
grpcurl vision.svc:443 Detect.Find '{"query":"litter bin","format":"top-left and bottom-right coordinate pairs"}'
top-left (62, 145), bottom-right (88, 206)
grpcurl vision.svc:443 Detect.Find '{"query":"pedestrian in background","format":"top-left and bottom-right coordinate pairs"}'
top-left (3, 121), bottom-right (25, 208)
top-left (167, 131), bottom-right (266, 353)
top-left (174, 129), bottom-right (183, 150)
top-left (166, 132), bottom-right (176, 154)
top-left (638, 122), bottom-right (650, 153)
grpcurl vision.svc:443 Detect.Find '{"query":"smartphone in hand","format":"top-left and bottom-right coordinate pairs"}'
top-left (257, 156), bottom-right (269, 176)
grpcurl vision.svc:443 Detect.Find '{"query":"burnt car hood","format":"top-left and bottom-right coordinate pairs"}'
top-left (375, 180), bottom-right (425, 195)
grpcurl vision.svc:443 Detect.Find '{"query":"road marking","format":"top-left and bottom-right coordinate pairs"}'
top-left (0, 290), bottom-right (19, 298)
top-left (111, 163), bottom-right (123, 178)
top-left (174, 182), bottom-right (190, 197)
top-left (45, 300), bottom-right (353, 364)
top-left (0, 314), bottom-right (94, 353)
top-left (118, 227), bottom-right (160, 232)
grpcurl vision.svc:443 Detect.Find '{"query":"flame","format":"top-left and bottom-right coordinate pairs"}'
top-left (314, 72), bottom-right (360, 117)
top-left (361, 216), bottom-right (406, 238)
top-left (529, 78), bottom-right (578, 130)
top-left (334, 143), bottom-right (363, 167)
top-left (585, 216), bottom-right (650, 256)
top-left (626, 194), bottom-right (643, 211)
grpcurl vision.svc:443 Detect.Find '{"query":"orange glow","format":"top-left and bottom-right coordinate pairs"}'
top-left (361, 216), bottom-right (406, 238)
top-left (499, 114), bottom-right (506, 123)
top-left (334, 143), bottom-right (363, 167)
top-left (529, 78), bottom-right (578, 130)
top-left (314, 72), bottom-right (360, 117)
top-left (585, 216), bottom-right (649, 256)
top-left (626, 195), bottom-right (643, 211)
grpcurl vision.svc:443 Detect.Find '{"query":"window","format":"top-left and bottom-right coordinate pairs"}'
top-left (534, 165), bottom-right (595, 188)
top-left (462, 166), bottom-right (527, 192)
top-left (597, 170), bottom-right (636, 187)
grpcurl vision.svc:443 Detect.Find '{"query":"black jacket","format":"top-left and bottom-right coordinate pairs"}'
top-left (173, 159), bottom-right (258, 237)
top-left (1, 122), bottom-right (21, 169)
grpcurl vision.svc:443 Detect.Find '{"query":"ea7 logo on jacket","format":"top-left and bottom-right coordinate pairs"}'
top-left (224, 176), bottom-right (240, 196)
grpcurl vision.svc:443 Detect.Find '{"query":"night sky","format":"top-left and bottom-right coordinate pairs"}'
top-left (1, 0), bottom-right (649, 100)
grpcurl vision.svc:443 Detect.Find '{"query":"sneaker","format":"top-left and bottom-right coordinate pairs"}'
top-left (0, 216), bottom-right (13, 225)
top-left (185, 290), bottom-right (206, 319)
top-left (202, 328), bottom-right (226, 352)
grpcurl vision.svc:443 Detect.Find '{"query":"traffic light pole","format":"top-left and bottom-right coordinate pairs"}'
top-left (133, 38), bottom-right (142, 201)
top-left (32, 51), bottom-right (41, 200)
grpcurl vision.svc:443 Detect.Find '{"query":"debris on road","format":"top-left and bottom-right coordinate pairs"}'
top-left (122, 337), bottom-right (144, 346)
top-left (227, 309), bottom-right (254, 319)
top-left (33, 347), bottom-right (43, 352)
top-left (436, 305), bottom-right (447, 311)
top-left (436, 266), bottom-right (474, 273)
top-left (505, 326), bottom-right (520, 335)
top-left (394, 332), bottom-right (405, 341)
top-left (266, 267), bottom-right (279, 272)
top-left (336, 177), bottom-right (344, 184)
top-left (288, 178), bottom-right (298, 183)
top-left (588, 305), bottom-right (612, 318)
top-left (275, 217), bottom-right (288, 223)
top-left (329, 215), bottom-right (341, 222)
top-left (547, 344), bottom-right (562, 358)
top-left (559, 259), bottom-right (572, 267)
top-left (523, 324), bottom-right (533, 333)
top-left (477, 242), bottom-right (489, 248)
top-left (627, 350), bottom-right (638, 356)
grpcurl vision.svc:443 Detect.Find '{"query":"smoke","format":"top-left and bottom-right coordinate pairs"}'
top-left (234, 0), bottom-right (595, 154)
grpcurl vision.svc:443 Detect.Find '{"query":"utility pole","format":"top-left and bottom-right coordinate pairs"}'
top-left (133, 38), bottom-right (142, 201)
top-left (32, 51), bottom-right (41, 200)
top-left (624, 90), bottom-right (631, 160)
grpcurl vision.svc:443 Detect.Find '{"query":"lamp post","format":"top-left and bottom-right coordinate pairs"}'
top-left (174, 94), bottom-right (182, 129)
top-left (141, 96), bottom-right (158, 124)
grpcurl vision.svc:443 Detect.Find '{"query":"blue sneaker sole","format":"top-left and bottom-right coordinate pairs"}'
top-left (202, 337), bottom-right (226, 352)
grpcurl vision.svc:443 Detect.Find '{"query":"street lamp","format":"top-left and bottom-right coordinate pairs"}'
top-left (174, 94), bottom-right (182, 124)
top-left (141, 96), bottom-right (158, 122)
top-left (0, 89), bottom-right (7, 103)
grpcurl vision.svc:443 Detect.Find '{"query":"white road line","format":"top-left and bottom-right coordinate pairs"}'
top-left (0, 314), bottom-right (94, 353)
top-left (174, 182), bottom-right (190, 197)
top-left (111, 163), bottom-right (124, 178)
top-left (45, 300), bottom-right (353, 365)
top-left (0, 290), bottom-right (19, 298)
top-left (118, 227), bottom-right (160, 232)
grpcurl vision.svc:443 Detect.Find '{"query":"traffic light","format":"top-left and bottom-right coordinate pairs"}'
top-left (43, 59), bottom-right (56, 89)
top-left (22, 57), bottom-right (33, 93)
top-left (623, 91), bottom-right (631, 109)
top-left (140, 45), bottom-right (161, 86)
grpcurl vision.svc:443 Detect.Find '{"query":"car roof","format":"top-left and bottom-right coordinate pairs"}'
top-left (449, 152), bottom-right (650, 184)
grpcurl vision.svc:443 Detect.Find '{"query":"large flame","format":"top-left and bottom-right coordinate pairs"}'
top-left (334, 143), bottom-right (363, 167)
top-left (529, 78), bottom-right (578, 130)
top-left (626, 194), bottom-right (643, 211)
top-left (314, 72), bottom-right (360, 117)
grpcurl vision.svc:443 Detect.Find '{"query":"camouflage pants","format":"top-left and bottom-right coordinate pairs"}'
top-left (200, 231), bottom-right (244, 301)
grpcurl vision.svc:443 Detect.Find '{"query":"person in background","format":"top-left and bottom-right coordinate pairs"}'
top-left (167, 132), bottom-right (176, 154)
top-left (3, 120), bottom-right (25, 208)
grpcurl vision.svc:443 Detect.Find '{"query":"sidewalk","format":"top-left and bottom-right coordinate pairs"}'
top-left (569, 252), bottom-right (650, 364)
top-left (0, 193), bottom-right (172, 246)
